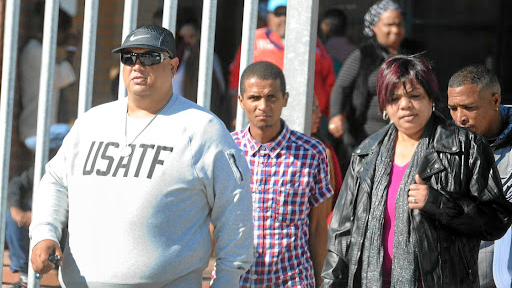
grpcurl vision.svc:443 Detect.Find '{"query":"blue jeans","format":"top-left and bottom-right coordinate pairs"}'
top-left (5, 208), bottom-right (30, 273)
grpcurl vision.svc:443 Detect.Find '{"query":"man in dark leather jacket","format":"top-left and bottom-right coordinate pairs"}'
top-left (321, 112), bottom-right (512, 288)
top-left (448, 64), bottom-right (512, 288)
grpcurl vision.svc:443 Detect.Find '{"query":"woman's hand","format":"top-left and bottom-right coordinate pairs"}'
top-left (408, 174), bottom-right (428, 209)
top-left (328, 115), bottom-right (345, 138)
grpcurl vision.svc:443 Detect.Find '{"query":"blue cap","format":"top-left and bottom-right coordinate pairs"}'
top-left (267, 0), bottom-right (287, 12)
top-left (25, 123), bottom-right (71, 151)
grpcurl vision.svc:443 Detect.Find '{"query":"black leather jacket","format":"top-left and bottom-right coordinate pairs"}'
top-left (321, 113), bottom-right (512, 288)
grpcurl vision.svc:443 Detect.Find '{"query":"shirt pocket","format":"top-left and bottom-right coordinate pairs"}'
top-left (274, 183), bottom-right (309, 224)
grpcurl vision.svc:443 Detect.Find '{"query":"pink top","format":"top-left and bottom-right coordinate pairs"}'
top-left (382, 162), bottom-right (409, 288)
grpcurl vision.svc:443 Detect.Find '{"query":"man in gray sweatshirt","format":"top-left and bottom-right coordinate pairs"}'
top-left (30, 25), bottom-right (254, 288)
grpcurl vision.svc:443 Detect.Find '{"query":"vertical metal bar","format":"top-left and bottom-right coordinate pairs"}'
top-left (0, 0), bottom-right (20, 283)
top-left (162, 0), bottom-right (178, 35)
top-left (196, 0), bottom-right (218, 109)
top-left (28, 0), bottom-right (59, 287)
top-left (32, 0), bottom-right (59, 208)
top-left (78, 0), bottom-right (100, 116)
top-left (117, 0), bottom-right (138, 100)
top-left (235, 0), bottom-right (258, 131)
top-left (282, 0), bottom-right (319, 134)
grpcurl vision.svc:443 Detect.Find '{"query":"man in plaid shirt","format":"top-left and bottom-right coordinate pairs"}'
top-left (233, 61), bottom-right (334, 287)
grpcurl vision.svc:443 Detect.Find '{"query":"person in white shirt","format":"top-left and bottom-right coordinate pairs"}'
top-left (30, 25), bottom-right (254, 288)
top-left (19, 3), bottom-right (77, 149)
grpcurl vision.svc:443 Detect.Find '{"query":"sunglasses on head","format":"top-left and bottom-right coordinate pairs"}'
top-left (120, 51), bottom-right (172, 66)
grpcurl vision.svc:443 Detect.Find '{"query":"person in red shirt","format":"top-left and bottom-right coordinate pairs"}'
top-left (229, 0), bottom-right (336, 119)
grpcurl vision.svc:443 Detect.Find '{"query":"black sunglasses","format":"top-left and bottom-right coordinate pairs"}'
top-left (120, 51), bottom-right (172, 66)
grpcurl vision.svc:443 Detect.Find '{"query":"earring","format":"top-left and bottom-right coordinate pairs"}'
top-left (496, 107), bottom-right (499, 111)
top-left (382, 111), bottom-right (389, 121)
top-left (432, 103), bottom-right (436, 111)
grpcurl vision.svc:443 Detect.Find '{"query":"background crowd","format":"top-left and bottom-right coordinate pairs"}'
top-left (2, 0), bottom-right (512, 287)
top-left (4, 0), bottom-right (511, 177)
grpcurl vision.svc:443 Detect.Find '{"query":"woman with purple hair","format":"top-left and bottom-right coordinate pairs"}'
top-left (321, 54), bottom-right (512, 288)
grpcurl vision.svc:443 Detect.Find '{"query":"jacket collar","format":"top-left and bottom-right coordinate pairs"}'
top-left (493, 105), bottom-right (512, 149)
top-left (353, 112), bottom-right (460, 156)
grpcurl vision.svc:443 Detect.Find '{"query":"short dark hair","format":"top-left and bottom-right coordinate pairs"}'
top-left (239, 61), bottom-right (286, 96)
top-left (321, 8), bottom-right (348, 37)
top-left (179, 20), bottom-right (200, 33)
top-left (377, 54), bottom-right (439, 112)
top-left (152, 7), bottom-right (163, 21)
top-left (34, 1), bottom-right (72, 32)
top-left (448, 64), bottom-right (501, 94)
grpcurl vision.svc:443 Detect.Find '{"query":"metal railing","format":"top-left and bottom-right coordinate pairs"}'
top-left (77, 0), bottom-right (100, 116)
top-left (281, 0), bottom-right (318, 134)
top-left (235, 0), bottom-right (258, 130)
top-left (196, 0), bottom-right (217, 109)
top-left (28, 0), bottom-right (60, 285)
top-left (0, 0), bottom-right (317, 287)
top-left (117, 0), bottom-right (138, 100)
top-left (0, 0), bottom-right (20, 282)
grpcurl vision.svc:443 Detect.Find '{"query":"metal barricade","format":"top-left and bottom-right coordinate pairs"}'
top-left (162, 0), bottom-right (178, 36)
top-left (77, 0), bottom-right (100, 116)
top-left (196, 0), bottom-right (218, 109)
top-left (117, 0), bottom-right (139, 100)
top-left (28, 0), bottom-right (60, 286)
top-left (0, 0), bottom-right (20, 283)
top-left (282, 0), bottom-right (318, 134)
top-left (0, 1), bottom-right (317, 287)
top-left (235, 0), bottom-right (258, 131)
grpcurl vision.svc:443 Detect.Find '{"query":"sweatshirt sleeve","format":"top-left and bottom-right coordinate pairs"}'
top-left (29, 122), bottom-right (79, 247)
top-left (192, 117), bottom-right (254, 288)
top-left (54, 60), bottom-right (76, 90)
top-left (329, 49), bottom-right (361, 119)
top-left (7, 167), bottom-right (34, 209)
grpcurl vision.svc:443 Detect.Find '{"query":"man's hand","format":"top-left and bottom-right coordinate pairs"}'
top-left (328, 115), bottom-right (345, 138)
top-left (309, 201), bottom-right (328, 287)
top-left (10, 206), bottom-right (31, 227)
top-left (408, 174), bottom-right (429, 209)
top-left (31, 240), bottom-right (62, 275)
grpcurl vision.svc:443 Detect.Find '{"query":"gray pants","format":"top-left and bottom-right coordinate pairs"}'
top-left (479, 240), bottom-right (497, 288)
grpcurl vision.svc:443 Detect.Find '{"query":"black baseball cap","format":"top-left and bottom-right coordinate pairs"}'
top-left (112, 25), bottom-right (176, 58)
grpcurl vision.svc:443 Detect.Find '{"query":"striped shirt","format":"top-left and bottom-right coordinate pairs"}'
top-left (232, 123), bottom-right (333, 287)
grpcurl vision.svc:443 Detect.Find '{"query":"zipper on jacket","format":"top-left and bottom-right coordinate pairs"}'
top-left (455, 239), bottom-right (473, 281)
top-left (349, 176), bottom-right (369, 287)
top-left (409, 207), bottom-right (426, 287)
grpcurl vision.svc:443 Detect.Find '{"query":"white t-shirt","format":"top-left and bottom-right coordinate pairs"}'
top-left (19, 39), bottom-right (76, 142)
